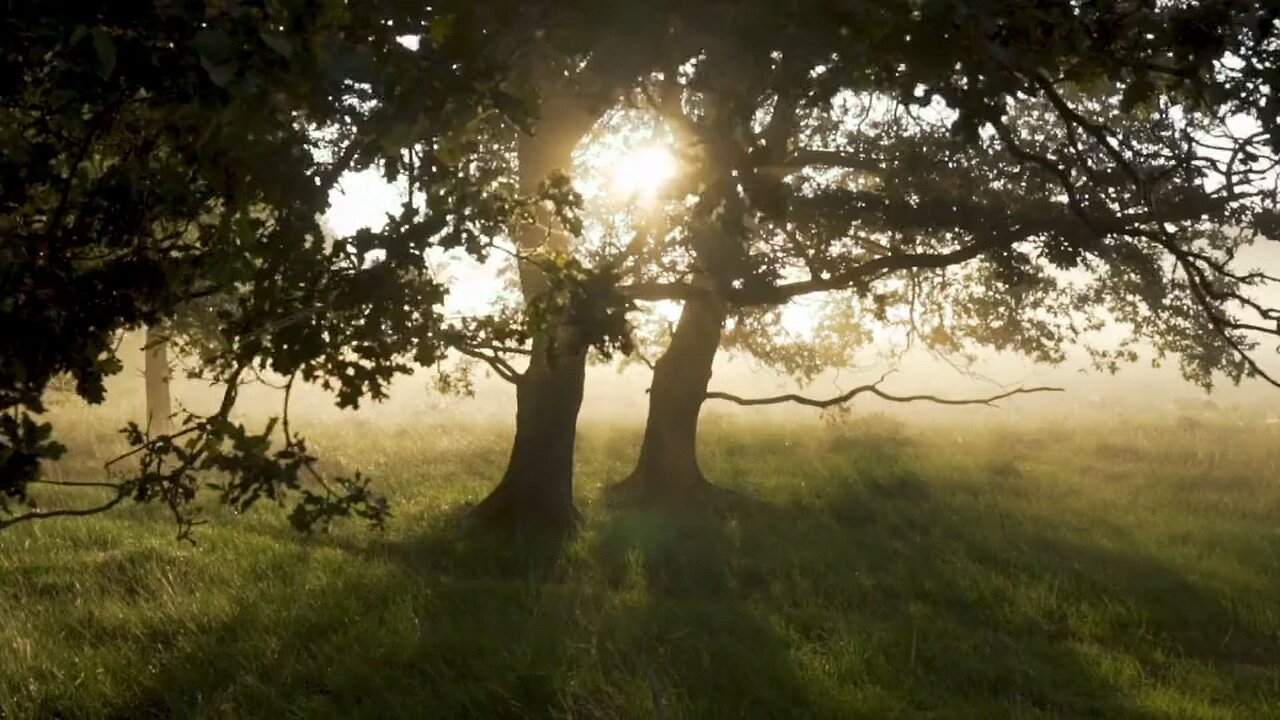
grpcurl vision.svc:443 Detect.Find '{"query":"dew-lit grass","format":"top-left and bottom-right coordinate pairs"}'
top-left (2, 412), bottom-right (1278, 718)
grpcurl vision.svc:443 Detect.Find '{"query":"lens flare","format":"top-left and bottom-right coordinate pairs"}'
top-left (610, 145), bottom-right (677, 204)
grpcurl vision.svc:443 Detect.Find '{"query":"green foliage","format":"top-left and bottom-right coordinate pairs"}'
top-left (528, 253), bottom-right (637, 361)
top-left (5, 0), bottom-right (1280, 534)
top-left (0, 1), bottom-right (533, 532)
top-left (615, 1), bottom-right (1280, 394)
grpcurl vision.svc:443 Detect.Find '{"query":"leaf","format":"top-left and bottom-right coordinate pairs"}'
top-left (201, 59), bottom-right (236, 88)
top-left (428, 16), bottom-right (454, 46)
top-left (194, 28), bottom-right (237, 87)
top-left (1120, 75), bottom-right (1155, 112)
top-left (193, 27), bottom-right (234, 62)
top-left (324, 41), bottom-right (378, 84)
top-left (91, 29), bottom-right (116, 78)
top-left (260, 31), bottom-right (293, 58)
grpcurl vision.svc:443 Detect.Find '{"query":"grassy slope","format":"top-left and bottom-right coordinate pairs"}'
top-left (1, 414), bottom-right (1278, 719)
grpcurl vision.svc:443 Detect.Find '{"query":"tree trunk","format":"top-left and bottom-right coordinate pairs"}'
top-left (619, 290), bottom-right (727, 499)
top-left (144, 326), bottom-right (172, 435)
top-left (470, 83), bottom-right (597, 535)
top-left (470, 332), bottom-right (586, 533)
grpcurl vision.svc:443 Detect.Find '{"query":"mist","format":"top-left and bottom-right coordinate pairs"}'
top-left (74, 329), bottom-right (1280, 436)
top-left (7, 3), bottom-right (1280, 717)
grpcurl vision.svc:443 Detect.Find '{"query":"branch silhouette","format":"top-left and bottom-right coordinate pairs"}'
top-left (706, 377), bottom-right (1063, 410)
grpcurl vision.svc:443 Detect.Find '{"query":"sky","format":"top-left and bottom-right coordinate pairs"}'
top-left (323, 115), bottom-right (682, 319)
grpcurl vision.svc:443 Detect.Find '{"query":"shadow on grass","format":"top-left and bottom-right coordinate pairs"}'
top-left (584, 427), bottom-right (1277, 717)
top-left (588, 491), bottom-right (851, 719)
top-left (68, 431), bottom-right (1279, 719)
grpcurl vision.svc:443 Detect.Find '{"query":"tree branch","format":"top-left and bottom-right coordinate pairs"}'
top-left (763, 148), bottom-right (884, 175)
top-left (706, 379), bottom-right (1063, 409)
top-left (455, 346), bottom-right (520, 384)
top-left (735, 236), bottom-right (1008, 306)
top-left (0, 486), bottom-right (132, 531)
top-left (618, 281), bottom-right (708, 303)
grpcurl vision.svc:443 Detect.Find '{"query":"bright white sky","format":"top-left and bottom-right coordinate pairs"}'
top-left (324, 114), bottom-right (683, 319)
top-left (325, 167), bottom-right (404, 239)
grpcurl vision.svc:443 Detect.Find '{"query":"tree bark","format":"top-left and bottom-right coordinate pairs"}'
top-left (619, 289), bottom-right (727, 499)
top-left (144, 325), bottom-right (172, 435)
top-left (470, 84), bottom-right (597, 535)
top-left (470, 331), bottom-right (586, 533)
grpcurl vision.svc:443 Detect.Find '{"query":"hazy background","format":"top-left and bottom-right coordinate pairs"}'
top-left (73, 330), bottom-right (1280, 439)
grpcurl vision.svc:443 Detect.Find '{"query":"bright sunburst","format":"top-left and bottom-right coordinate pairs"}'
top-left (610, 144), bottom-right (678, 205)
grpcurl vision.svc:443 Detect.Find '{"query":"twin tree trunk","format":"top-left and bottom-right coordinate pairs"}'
top-left (144, 326), bottom-right (172, 435)
top-left (471, 73), bottom-right (733, 529)
top-left (621, 290), bottom-right (727, 498)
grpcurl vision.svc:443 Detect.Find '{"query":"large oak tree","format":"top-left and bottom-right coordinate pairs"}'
top-left (612, 1), bottom-right (1280, 499)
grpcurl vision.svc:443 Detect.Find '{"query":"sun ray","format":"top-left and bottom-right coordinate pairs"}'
top-left (609, 144), bottom-right (678, 205)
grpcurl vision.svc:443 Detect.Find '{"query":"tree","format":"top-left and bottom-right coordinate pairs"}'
top-left (466, 60), bottom-right (623, 534)
top-left (442, 0), bottom-right (1280, 513)
top-left (0, 0), bottom-right (548, 535)
top-left (605, 1), bottom-right (1280, 499)
top-left (463, 2), bottom-right (683, 534)
top-left (6, 1), bottom-right (1278, 537)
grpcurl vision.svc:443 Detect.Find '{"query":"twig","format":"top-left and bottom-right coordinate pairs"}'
top-left (27, 479), bottom-right (126, 490)
top-left (455, 346), bottom-right (521, 384)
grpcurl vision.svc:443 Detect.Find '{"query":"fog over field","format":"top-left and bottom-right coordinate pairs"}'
top-left (77, 329), bottom-right (1280, 435)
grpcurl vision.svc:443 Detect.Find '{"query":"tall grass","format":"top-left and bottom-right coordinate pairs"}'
top-left (2, 412), bottom-right (1278, 718)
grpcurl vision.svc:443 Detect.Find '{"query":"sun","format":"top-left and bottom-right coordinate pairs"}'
top-left (610, 144), bottom-right (678, 205)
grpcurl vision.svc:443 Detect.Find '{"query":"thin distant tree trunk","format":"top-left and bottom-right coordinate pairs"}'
top-left (144, 326), bottom-right (172, 435)
top-left (618, 287), bottom-right (727, 498)
top-left (470, 85), bottom-right (597, 535)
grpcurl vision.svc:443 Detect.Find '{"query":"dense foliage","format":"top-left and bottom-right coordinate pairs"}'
top-left (613, 1), bottom-right (1280, 388)
top-left (0, 1), bottom-right (548, 534)
top-left (3, 1), bottom-right (1279, 533)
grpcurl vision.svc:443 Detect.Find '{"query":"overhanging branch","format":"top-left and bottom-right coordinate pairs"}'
top-left (0, 484), bottom-right (132, 531)
top-left (733, 236), bottom-right (1007, 306)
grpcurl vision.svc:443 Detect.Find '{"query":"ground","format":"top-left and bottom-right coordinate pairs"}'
top-left (2, 411), bottom-right (1278, 719)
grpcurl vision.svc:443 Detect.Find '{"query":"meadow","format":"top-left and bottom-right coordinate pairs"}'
top-left (2, 410), bottom-right (1278, 719)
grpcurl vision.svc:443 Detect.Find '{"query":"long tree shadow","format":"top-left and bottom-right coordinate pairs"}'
top-left (589, 493), bottom-right (852, 719)
top-left (25, 428), bottom-right (1278, 719)
top-left (725, 464), bottom-right (1273, 715)
top-left (594, 422), bottom-right (1279, 718)
top-left (81, 509), bottom-right (591, 720)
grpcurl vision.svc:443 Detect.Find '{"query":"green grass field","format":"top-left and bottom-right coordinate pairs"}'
top-left (2, 413), bottom-right (1278, 719)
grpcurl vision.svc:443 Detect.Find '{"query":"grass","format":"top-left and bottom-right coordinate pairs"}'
top-left (2, 411), bottom-right (1279, 719)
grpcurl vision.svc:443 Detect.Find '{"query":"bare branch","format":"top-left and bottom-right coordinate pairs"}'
top-left (0, 487), bottom-right (131, 531)
top-left (27, 479), bottom-right (127, 490)
top-left (706, 380), bottom-right (1063, 409)
top-left (455, 346), bottom-right (520, 384)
